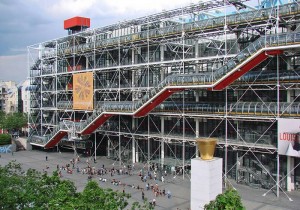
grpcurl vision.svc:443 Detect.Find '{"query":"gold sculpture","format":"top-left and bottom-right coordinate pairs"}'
top-left (196, 138), bottom-right (217, 160)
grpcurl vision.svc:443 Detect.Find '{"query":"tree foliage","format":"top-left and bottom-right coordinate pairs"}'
top-left (0, 161), bottom-right (152, 210)
top-left (0, 111), bottom-right (5, 128)
top-left (1, 112), bottom-right (27, 132)
top-left (0, 161), bottom-right (77, 210)
top-left (0, 133), bottom-right (11, 145)
top-left (204, 188), bottom-right (245, 210)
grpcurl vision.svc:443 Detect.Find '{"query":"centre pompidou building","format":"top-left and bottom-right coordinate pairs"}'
top-left (28, 0), bottom-right (300, 193)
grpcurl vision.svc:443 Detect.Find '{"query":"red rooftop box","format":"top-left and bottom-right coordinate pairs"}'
top-left (64, 17), bottom-right (90, 30)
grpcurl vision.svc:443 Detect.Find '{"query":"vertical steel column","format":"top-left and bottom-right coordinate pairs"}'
top-left (276, 54), bottom-right (280, 197)
top-left (55, 41), bottom-right (58, 133)
top-left (148, 116), bottom-right (150, 171)
top-left (195, 36), bottom-right (199, 157)
top-left (118, 23), bottom-right (122, 167)
top-left (224, 88), bottom-right (228, 188)
top-left (147, 22), bottom-right (151, 171)
top-left (107, 138), bottom-right (111, 158)
top-left (27, 47), bottom-right (31, 138)
top-left (236, 151), bottom-right (239, 182)
top-left (195, 119), bottom-right (199, 158)
top-left (183, 94), bottom-right (186, 180)
top-left (286, 81), bottom-right (294, 191)
top-left (147, 22), bottom-right (150, 90)
top-left (181, 6), bottom-right (185, 180)
top-left (276, 2), bottom-right (281, 198)
top-left (224, 2), bottom-right (228, 188)
top-left (161, 117), bottom-right (165, 169)
top-left (39, 44), bottom-right (43, 136)
top-left (132, 118), bottom-right (136, 164)
top-left (287, 156), bottom-right (294, 191)
top-left (94, 133), bottom-right (97, 160)
top-left (119, 118), bottom-right (121, 166)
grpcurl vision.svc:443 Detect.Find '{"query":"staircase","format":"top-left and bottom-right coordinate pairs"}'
top-left (31, 31), bottom-right (300, 148)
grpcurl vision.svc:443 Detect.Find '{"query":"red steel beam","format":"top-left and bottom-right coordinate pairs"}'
top-left (81, 114), bottom-right (113, 135)
top-left (44, 131), bottom-right (67, 149)
top-left (212, 50), bottom-right (283, 91)
top-left (134, 88), bottom-right (184, 117)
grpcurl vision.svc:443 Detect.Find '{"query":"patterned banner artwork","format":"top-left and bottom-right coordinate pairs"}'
top-left (278, 118), bottom-right (300, 157)
top-left (73, 72), bottom-right (93, 110)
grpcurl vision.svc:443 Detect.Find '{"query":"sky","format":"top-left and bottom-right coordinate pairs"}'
top-left (0, 0), bottom-right (202, 84)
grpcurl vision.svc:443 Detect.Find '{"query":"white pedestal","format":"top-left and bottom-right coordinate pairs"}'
top-left (191, 157), bottom-right (222, 209)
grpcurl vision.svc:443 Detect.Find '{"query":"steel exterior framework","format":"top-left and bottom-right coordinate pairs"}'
top-left (28, 0), bottom-right (300, 198)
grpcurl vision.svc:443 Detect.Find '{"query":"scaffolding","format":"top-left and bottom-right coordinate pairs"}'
top-left (28, 0), bottom-right (300, 198)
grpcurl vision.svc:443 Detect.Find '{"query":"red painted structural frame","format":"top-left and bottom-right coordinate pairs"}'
top-left (81, 114), bottom-right (113, 135)
top-left (134, 88), bottom-right (184, 117)
top-left (212, 50), bottom-right (283, 90)
top-left (44, 131), bottom-right (67, 149)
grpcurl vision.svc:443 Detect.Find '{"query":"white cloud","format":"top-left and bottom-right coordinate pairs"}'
top-left (47, 0), bottom-right (97, 17)
top-left (44, 0), bottom-right (200, 19)
top-left (102, 0), bottom-right (196, 14)
top-left (0, 54), bottom-right (28, 82)
top-left (0, 0), bottom-right (206, 83)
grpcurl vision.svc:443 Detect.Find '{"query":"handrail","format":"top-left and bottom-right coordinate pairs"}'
top-left (153, 102), bottom-right (300, 116)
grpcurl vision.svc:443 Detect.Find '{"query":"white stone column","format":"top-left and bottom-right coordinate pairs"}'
top-left (191, 158), bottom-right (223, 209)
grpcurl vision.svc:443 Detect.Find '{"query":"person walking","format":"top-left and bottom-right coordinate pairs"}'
top-left (167, 189), bottom-right (171, 199)
top-left (46, 156), bottom-right (48, 161)
top-left (142, 190), bottom-right (145, 200)
top-left (152, 198), bottom-right (156, 206)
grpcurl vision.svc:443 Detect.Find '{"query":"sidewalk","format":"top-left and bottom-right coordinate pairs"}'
top-left (0, 150), bottom-right (299, 210)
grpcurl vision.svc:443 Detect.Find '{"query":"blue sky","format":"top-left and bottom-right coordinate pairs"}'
top-left (1, 0), bottom-right (271, 83)
top-left (0, 0), bottom-right (203, 83)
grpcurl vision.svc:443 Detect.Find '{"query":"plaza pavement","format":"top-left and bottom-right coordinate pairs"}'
top-left (1, 150), bottom-right (300, 210)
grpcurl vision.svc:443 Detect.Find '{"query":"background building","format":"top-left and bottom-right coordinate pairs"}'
top-left (0, 81), bottom-right (19, 113)
top-left (20, 79), bottom-right (31, 114)
top-left (28, 0), bottom-right (300, 194)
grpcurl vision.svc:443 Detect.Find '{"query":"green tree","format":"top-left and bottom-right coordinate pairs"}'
top-left (0, 133), bottom-right (11, 145)
top-left (0, 110), bottom-right (5, 128)
top-left (0, 161), bottom-right (144, 210)
top-left (204, 188), bottom-right (245, 210)
top-left (1, 112), bottom-right (27, 133)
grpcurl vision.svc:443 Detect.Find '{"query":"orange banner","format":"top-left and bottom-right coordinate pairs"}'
top-left (73, 72), bottom-right (93, 110)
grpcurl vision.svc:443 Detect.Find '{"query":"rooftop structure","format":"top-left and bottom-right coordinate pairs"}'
top-left (64, 16), bottom-right (90, 34)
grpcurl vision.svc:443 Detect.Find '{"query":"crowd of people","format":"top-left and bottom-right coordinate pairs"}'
top-left (45, 155), bottom-right (174, 208)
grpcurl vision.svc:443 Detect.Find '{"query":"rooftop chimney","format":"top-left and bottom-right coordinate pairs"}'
top-left (64, 16), bottom-right (90, 35)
